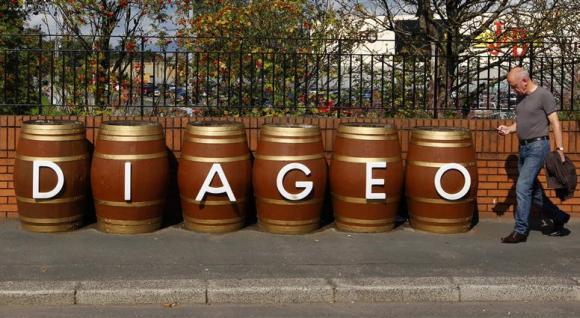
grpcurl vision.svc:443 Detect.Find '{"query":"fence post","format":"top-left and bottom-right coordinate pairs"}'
top-left (140, 36), bottom-right (145, 117)
top-left (528, 44), bottom-right (534, 77)
top-left (433, 49), bottom-right (439, 118)
top-left (337, 39), bottom-right (342, 118)
top-left (38, 34), bottom-right (43, 114)
top-left (239, 41), bottom-right (243, 114)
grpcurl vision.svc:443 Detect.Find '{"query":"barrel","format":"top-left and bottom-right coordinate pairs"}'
top-left (178, 121), bottom-right (251, 233)
top-left (253, 124), bottom-right (327, 234)
top-left (91, 121), bottom-right (169, 234)
top-left (405, 127), bottom-right (478, 233)
top-left (330, 123), bottom-right (403, 232)
top-left (14, 120), bottom-right (90, 232)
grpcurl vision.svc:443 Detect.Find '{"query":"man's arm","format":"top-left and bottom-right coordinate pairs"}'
top-left (497, 122), bottom-right (516, 136)
top-left (547, 112), bottom-right (565, 162)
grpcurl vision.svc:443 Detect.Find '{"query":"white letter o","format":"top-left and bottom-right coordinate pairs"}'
top-left (434, 163), bottom-right (471, 201)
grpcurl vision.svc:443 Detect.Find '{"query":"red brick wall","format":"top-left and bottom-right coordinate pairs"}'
top-left (1, 116), bottom-right (579, 219)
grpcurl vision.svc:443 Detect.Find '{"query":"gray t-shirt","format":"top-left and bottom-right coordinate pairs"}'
top-left (515, 86), bottom-right (556, 140)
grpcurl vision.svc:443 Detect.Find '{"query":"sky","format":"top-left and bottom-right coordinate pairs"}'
top-left (26, 1), bottom-right (382, 39)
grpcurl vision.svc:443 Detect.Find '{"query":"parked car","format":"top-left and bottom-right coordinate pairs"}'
top-left (142, 83), bottom-right (160, 97)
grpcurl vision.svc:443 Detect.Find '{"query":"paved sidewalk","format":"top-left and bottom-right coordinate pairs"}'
top-left (0, 219), bottom-right (578, 305)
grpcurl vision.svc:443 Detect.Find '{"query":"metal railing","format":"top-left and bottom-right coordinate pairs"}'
top-left (0, 34), bottom-right (578, 118)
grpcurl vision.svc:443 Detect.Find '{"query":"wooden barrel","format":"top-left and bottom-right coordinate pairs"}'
top-left (178, 121), bottom-right (251, 233)
top-left (405, 127), bottom-right (478, 234)
top-left (14, 120), bottom-right (90, 232)
top-left (253, 124), bottom-right (327, 234)
top-left (330, 123), bottom-right (403, 232)
top-left (91, 121), bottom-right (169, 234)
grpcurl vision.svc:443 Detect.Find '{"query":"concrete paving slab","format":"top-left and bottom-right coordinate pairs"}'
top-left (207, 278), bottom-right (333, 304)
top-left (331, 277), bottom-right (459, 303)
top-left (0, 281), bottom-right (76, 306)
top-left (76, 280), bottom-right (206, 305)
top-left (454, 277), bottom-right (578, 301)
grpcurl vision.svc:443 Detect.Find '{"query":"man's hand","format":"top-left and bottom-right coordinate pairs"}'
top-left (497, 125), bottom-right (512, 136)
top-left (556, 149), bottom-right (566, 163)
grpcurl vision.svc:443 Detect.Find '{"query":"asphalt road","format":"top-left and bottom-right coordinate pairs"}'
top-left (0, 219), bottom-right (577, 282)
top-left (1, 302), bottom-right (579, 318)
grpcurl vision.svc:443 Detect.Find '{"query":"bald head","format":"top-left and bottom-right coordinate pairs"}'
top-left (507, 67), bottom-right (530, 82)
top-left (507, 67), bottom-right (535, 96)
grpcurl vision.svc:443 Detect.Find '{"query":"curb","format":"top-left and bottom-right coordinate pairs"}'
top-left (0, 277), bottom-right (579, 306)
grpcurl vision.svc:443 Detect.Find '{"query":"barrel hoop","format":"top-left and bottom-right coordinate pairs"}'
top-left (336, 133), bottom-right (398, 141)
top-left (411, 128), bottom-right (470, 136)
top-left (407, 196), bottom-right (474, 205)
top-left (98, 130), bottom-right (162, 137)
top-left (19, 214), bottom-right (83, 224)
top-left (99, 124), bottom-right (161, 133)
top-left (186, 130), bottom-right (245, 136)
top-left (411, 215), bottom-right (472, 224)
top-left (410, 141), bottom-right (473, 148)
top-left (183, 222), bottom-right (243, 233)
top-left (22, 121), bottom-right (83, 131)
top-left (331, 193), bottom-right (400, 204)
top-left (259, 217), bottom-right (320, 226)
top-left (180, 153), bottom-right (250, 163)
top-left (20, 134), bottom-right (84, 141)
top-left (255, 196), bottom-right (323, 206)
top-left (261, 131), bottom-right (321, 137)
top-left (184, 137), bottom-right (246, 144)
top-left (93, 152), bottom-right (167, 160)
top-left (21, 128), bottom-right (85, 135)
top-left (98, 134), bottom-right (164, 142)
top-left (16, 154), bottom-right (89, 162)
top-left (16, 195), bottom-right (85, 204)
top-left (411, 222), bottom-right (470, 234)
top-left (183, 215), bottom-right (244, 225)
top-left (253, 153), bottom-right (324, 161)
top-left (94, 199), bottom-right (164, 207)
top-left (187, 123), bottom-right (244, 133)
top-left (181, 195), bottom-right (247, 205)
top-left (21, 223), bottom-right (82, 233)
top-left (259, 136), bottom-right (322, 144)
top-left (332, 155), bottom-right (401, 163)
top-left (338, 125), bottom-right (396, 135)
top-left (406, 160), bottom-right (477, 168)
top-left (411, 132), bottom-right (471, 141)
top-left (335, 215), bottom-right (396, 225)
top-left (261, 125), bottom-right (320, 137)
top-left (98, 216), bottom-right (162, 226)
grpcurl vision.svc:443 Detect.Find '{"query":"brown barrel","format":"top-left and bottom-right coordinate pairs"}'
top-left (14, 120), bottom-right (90, 232)
top-left (253, 124), bottom-right (327, 234)
top-left (91, 121), bottom-right (169, 234)
top-left (330, 123), bottom-right (403, 232)
top-left (178, 121), bottom-right (251, 233)
top-left (405, 127), bottom-right (478, 234)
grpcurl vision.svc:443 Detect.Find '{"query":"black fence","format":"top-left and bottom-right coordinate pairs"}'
top-left (0, 35), bottom-right (578, 118)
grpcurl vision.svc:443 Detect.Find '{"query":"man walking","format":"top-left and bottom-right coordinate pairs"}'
top-left (496, 67), bottom-right (570, 243)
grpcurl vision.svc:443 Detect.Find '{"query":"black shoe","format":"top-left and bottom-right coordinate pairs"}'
top-left (547, 214), bottom-right (571, 237)
top-left (501, 231), bottom-right (528, 243)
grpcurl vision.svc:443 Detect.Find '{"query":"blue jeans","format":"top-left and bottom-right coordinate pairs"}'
top-left (515, 139), bottom-right (569, 235)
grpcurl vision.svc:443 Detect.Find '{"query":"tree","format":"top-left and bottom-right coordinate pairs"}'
top-left (173, 0), bottom-right (365, 115)
top-left (0, 0), bottom-right (43, 114)
top-left (339, 0), bottom-right (575, 116)
top-left (29, 0), bottom-right (172, 109)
